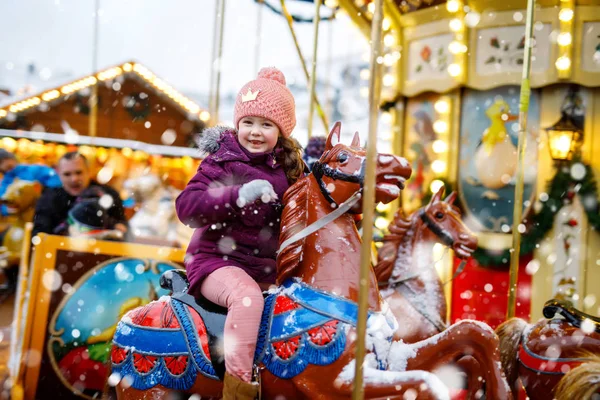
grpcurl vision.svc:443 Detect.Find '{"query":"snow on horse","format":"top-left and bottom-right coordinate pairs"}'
top-left (124, 174), bottom-right (192, 247)
top-left (374, 188), bottom-right (478, 343)
top-left (108, 123), bottom-right (511, 399)
top-left (496, 299), bottom-right (600, 399)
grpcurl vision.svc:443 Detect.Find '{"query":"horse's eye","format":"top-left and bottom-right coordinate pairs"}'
top-left (435, 212), bottom-right (444, 219)
top-left (337, 153), bottom-right (349, 163)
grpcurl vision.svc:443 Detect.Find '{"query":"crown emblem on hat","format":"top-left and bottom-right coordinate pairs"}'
top-left (241, 88), bottom-right (260, 103)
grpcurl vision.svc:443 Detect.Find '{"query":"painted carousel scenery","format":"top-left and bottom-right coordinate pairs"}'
top-left (458, 86), bottom-right (540, 232)
top-left (47, 258), bottom-right (180, 398)
top-left (402, 93), bottom-right (450, 212)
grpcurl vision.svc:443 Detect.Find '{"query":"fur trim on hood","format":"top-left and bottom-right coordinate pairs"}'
top-left (194, 126), bottom-right (234, 157)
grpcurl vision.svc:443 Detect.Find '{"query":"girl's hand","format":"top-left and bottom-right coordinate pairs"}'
top-left (237, 179), bottom-right (278, 207)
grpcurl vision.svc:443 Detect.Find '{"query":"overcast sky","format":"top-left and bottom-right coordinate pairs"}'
top-left (0, 0), bottom-right (369, 97)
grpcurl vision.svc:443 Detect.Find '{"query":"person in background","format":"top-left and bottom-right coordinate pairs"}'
top-left (0, 148), bottom-right (61, 216)
top-left (32, 151), bottom-right (128, 238)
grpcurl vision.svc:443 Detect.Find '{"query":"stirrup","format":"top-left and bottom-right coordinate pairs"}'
top-left (253, 365), bottom-right (264, 400)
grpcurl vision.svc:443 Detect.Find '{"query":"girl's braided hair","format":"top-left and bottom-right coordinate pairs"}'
top-left (278, 136), bottom-right (304, 184)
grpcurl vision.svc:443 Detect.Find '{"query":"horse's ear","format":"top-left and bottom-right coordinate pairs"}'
top-left (444, 191), bottom-right (457, 205)
top-left (431, 186), bottom-right (445, 204)
top-left (351, 131), bottom-right (361, 148)
top-left (325, 121), bottom-right (342, 150)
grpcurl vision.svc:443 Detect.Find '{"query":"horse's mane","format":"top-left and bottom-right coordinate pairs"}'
top-left (373, 208), bottom-right (419, 284)
top-left (276, 177), bottom-right (309, 285)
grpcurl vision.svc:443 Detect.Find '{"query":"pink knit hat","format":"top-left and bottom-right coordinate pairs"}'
top-left (234, 67), bottom-right (296, 138)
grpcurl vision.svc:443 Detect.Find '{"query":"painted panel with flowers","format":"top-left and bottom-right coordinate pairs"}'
top-left (475, 24), bottom-right (552, 76)
top-left (407, 33), bottom-right (455, 83)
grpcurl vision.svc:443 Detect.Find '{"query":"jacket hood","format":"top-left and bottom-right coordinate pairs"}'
top-left (195, 126), bottom-right (235, 157)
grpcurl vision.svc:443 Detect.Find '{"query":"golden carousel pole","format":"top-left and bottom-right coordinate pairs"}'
top-left (209, 0), bottom-right (226, 126)
top-left (254, 0), bottom-right (264, 76)
top-left (89, 0), bottom-right (100, 137)
top-left (307, 0), bottom-right (322, 138)
top-left (353, 0), bottom-right (383, 398)
top-left (507, 0), bottom-right (536, 319)
top-left (279, 0), bottom-right (329, 132)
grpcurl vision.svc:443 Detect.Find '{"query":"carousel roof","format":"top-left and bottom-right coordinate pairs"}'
top-left (0, 60), bottom-right (211, 124)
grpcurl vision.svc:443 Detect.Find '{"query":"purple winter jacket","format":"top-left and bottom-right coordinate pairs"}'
top-left (176, 127), bottom-right (290, 294)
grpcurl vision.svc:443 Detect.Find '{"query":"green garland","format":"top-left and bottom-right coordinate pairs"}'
top-left (474, 160), bottom-right (600, 267)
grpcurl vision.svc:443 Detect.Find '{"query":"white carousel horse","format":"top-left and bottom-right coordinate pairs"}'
top-left (123, 174), bottom-right (192, 247)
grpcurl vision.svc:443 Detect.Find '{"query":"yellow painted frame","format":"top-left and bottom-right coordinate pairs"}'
top-left (467, 7), bottom-right (560, 89)
top-left (571, 6), bottom-right (600, 86)
top-left (14, 234), bottom-right (184, 400)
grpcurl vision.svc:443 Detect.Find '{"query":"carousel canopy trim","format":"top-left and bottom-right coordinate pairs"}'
top-left (0, 128), bottom-right (201, 159)
top-left (0, 61), bottom-right (211, 124)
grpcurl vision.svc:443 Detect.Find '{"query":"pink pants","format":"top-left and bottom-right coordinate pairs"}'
top-left (200, 266), bottom-right (264, 383)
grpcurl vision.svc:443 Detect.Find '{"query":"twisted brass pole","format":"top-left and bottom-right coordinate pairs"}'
top-left (507, 0), bottom-right (536, 319)
top-left (352, 0), bottom-right (383, 398)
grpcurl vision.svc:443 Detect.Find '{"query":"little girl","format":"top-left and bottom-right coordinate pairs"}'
top-left (176, 67), bottom-right (303, 399)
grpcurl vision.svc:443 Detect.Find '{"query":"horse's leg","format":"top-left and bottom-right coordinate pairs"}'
top-left (455, 355), bottom-right (484, 400)
top-left (400, 321), bottom-right (511, 400)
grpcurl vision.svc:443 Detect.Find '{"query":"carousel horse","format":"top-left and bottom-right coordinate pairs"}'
top-left (0, 179), bottom-right (42, 266)
top-left (123, 174), bottom-right (192, 247)
top-left (65, 198), bottom-right (125, 241)
top-left (109, 123), bottom-right (511, 399)
top-left (374, 188), bottom-right (478, 343)
top-left (496, 299), bottom-right (600, 399)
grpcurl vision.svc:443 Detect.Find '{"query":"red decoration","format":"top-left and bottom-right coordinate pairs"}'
top-left (273, 295), bottom-right (300, 315)
top-left (133, 353), bottom-right (158, 373)
top-left (272, 336), bottom-right (301, 360)
top-left (307, 321), bottom-right (338, 346)
top-left (450, 256), bottom-right (532, 329)
top-left (111, 346), bottom-right (128, 364)
top-left (164, 355), bottom-right (189, 375)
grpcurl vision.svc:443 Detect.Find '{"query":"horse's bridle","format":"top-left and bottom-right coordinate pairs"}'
top-left (276, 158), bottom-right (365, 255)
top-left (311, 158), bottom-right (365, 208)
top-left (418, 208), bottom-right (455, 247)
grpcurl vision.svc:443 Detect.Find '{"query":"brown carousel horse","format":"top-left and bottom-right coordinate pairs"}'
top-left (374, 188), bottom-right (478, 344)
top-left (496, 299), bottom-right (600, 399)
top-left (109, 123), bottom-right (511, 399)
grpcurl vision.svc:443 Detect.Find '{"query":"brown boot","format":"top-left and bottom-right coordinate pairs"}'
top-left (222, 372), bottom-right (259, 400)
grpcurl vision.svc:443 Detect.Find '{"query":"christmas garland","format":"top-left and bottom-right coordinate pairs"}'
top-left (124, 92), bottom-right (151, 121)
top-left (473, 160), bottom-right (600, 267)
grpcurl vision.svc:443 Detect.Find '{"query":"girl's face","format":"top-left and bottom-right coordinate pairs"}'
top-left (238, 116), bottom-right (280, 153)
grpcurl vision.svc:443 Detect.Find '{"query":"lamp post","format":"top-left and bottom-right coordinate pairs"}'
top-left (545, 87), bottom-right (584, 163)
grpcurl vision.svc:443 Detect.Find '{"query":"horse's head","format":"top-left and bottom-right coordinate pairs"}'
top-left (421, 188), bottom-right (477, 258)
top-left (123, 174), bottom-right (162, 203)
top-left (0, 179), bottom-right (42, 213)
top-left (311, 122), bottom-right (412, 209)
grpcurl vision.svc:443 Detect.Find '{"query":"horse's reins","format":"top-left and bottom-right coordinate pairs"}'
top-left (277, 158), bottom-right (365, 255)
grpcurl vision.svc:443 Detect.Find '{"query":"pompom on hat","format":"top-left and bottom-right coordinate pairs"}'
top-left (234, 67), bottom-right (296, 138)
